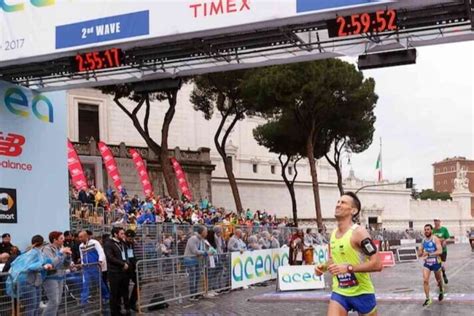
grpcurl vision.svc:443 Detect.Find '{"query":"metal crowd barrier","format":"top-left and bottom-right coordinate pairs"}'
top-left (0, 272), bottom-right (14, 315)
top-left (11, 263), bottom-right (102, 315)
top-left (136, 253), bottom-right (231, 313)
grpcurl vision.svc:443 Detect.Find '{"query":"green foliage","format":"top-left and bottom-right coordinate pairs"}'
top-left (419, 189), bottom-right (452, 201)
top-left (247, 59), bottom-right (377, 158)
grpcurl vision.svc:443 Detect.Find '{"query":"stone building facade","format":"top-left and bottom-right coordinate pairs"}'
top-left (66, 86), bottom-right (474, 236)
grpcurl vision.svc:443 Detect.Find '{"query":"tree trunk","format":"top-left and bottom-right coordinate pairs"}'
top-left (335, 165), bottom-right (344, 195)
top-left (214, 109), bottom-right (244, 214)
top-left (279, 155), bottom-right (298, 226)
top-left (223, 156), bottom-right (244, 214)
top-left (160, 91), bottom-right (179, 199)
top-left (306, 133), bottom-right (323, 230)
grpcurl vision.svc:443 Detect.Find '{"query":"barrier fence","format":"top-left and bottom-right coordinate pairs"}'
top-left (0, 263), bottom-right (102, 315)
top-left (0, 272), bottom-right (14, 315)
top-left (136, 253), bottom-right (231, 313)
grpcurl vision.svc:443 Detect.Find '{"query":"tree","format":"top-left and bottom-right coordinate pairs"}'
top-left (323, 75), bottom-right (377, 195)
top-left (253, 116), bottom-right (304, 225)
top-left (244, 59), bottom-right (377, 229)
top-left (99, 79), bottom-right (183, 199)
top-left (190, 70), bottom-right (273, 214)
top-left (419, 189), bottom-right (452, 201)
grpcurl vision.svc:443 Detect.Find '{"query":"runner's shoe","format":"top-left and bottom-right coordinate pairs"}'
top-left (423, 298), bottom-right (432, 307)
top-left (438, 291), bottom-right (444, 301)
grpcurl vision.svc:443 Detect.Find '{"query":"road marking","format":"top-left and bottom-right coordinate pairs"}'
top-left (448, 258), bottom-right (473, 279)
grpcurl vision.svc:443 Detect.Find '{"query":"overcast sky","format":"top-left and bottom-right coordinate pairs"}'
top-left (342, 41), bottom-right (473, 190)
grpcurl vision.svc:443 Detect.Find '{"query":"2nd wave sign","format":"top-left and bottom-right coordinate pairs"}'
top-left (56, 11), bottom-right (149, 49)
top-left (81, 23), bottom-right (121, 39)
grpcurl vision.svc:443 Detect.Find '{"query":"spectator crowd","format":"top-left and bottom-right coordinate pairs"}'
top-left (70, 186), bottom-right (298, 229)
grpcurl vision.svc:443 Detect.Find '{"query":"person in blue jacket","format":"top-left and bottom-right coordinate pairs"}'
top-left (7, 235), bottom-right (53, 316)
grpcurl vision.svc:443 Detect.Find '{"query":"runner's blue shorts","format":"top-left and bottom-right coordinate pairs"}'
top-left (424, 262), bottom-right (442, 272)
top-left (331, 292), bottom-right (377, 314)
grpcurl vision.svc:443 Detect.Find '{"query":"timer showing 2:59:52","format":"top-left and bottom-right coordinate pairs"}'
top-left (73, 48), bottom-right (124, 72)
top-left (327, 9), bottom-right (398, 38)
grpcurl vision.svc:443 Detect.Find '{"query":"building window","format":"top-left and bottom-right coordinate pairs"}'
top-left (78, 103), bottom-right (100, 142)
top-left (226, 156), bottom-right (233, 171)
top-left (409, 221), bottom-right (413, 229)
top-left (252, 164), bottom-right (258, 173)
top-left (288, 166), bottom-right (293, 175)
top-left (452, 166), bottom-right (455, 171)
top-left (444, 180), bottom-right (447, 184)
top-left (271, 165), bottom-right (276, 174)
top-left (444, 167), bottom-right (447, 172)
top-left (436, 181), bottom-right (440, 186)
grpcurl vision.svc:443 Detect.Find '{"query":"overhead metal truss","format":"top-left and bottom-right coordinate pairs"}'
top-left (0, 1), bottom-right (472, 91)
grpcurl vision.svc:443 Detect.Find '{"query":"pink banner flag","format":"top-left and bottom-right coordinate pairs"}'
top-left (98, 141), bottom-right (123, 192)
top-left (67, 139), bottom-right (88, 190)
top-left (129, 149), bottom-right (154, 197)
top-left (170, 157), bottom-right (192, 201)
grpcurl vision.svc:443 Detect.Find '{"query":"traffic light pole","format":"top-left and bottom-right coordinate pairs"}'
top-left (355, 181), bottom-right (405, 194)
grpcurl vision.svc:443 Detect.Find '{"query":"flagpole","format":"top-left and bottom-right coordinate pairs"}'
top-left (380, 137), bottom-right (382, 183)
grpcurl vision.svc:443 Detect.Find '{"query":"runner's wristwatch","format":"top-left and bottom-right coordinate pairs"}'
top-left (347, 264), bottom-right (354, 273)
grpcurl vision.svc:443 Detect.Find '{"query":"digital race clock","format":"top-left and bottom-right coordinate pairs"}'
top-left (327, 9), bottom-right (398, 38)
top-left (73, 48), bottom-right (124, 72)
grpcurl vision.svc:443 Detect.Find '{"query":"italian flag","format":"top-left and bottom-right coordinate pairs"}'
top-left (375, 151), bottom-right (382, 182)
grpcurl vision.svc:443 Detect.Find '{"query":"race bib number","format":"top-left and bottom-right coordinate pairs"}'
top-left (337, 273), bottom-right (359, 288)
top-left (425, 256), bottom-right (438, 265)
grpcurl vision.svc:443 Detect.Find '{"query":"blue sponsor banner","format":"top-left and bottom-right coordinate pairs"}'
top-left (297, 0), bottom-right (383, 13)
top-left (56, 11), bottom-right (149, 49)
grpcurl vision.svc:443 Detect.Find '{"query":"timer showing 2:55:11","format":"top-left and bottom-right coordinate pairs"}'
top-left (73, 48), bottom-right (124, 72)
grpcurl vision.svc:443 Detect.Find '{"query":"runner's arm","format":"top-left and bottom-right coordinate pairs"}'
top-left (433, 236), bottom-right (443, 256)
top-left (352, 227), bottom-right (383, 273)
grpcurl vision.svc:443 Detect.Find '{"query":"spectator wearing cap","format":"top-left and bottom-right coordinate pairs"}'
top-left (0, 233), bottom-right (15, 255)
top-left (124, 229), bottom-right (138, 311)
top-left (42, 231), bottom-right (72, 315)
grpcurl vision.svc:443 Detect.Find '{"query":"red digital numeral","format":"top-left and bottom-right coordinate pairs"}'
top-left (387, 9), bottom-right (397, 30)
top-left (75, 55), bottom-right (85, 72)
top-left (376, 10), bottom-right (387, 32)
top-left (337, 16), bottom-right (347, 36)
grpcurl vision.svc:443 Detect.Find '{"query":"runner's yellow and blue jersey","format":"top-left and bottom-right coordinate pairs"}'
top-left (330, 224), bottom-right (375, 296)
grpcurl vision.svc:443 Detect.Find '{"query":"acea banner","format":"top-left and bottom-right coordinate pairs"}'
top-left (313, 244), bottom-right (330, 265)
top-left (0, 80), bottom-right (68, 249)
top-left (277, 265), bottom-right (325, 291)
top-left (231, 248), bottom-right (289, 289)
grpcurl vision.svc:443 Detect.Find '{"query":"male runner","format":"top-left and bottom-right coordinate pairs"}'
top-left (419, 224), bottom-right (444, 307)
top-left (432, 218), bottom-right (450, 284)
top-left (316, 192), bottom-right (383, 316)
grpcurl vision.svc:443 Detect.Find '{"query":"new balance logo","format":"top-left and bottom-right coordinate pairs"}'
top-left (0, 132), bottom-right (26, 157)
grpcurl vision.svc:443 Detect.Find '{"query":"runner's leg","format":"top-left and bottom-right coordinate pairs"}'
top-left (423, 268), bottom-right (431, 299)
top-left (327, 299), bottom-right (349, 316)
top-left (434, 269), bottom-right (444, 301)
top-left (441, 252), bottom-right (448, 284)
